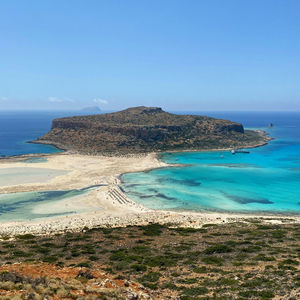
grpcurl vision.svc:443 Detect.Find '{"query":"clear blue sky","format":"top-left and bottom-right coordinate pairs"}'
top-left (0, 0), bottom-right (299, 111)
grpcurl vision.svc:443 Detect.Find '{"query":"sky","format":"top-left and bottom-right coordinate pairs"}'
top-left (0, 0), bottom-right (299, 111)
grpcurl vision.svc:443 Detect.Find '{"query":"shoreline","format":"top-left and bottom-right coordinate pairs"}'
top-left (30, 129), bottom-right (272, 156)
top-left (0, 133), bottom-right (298, 236)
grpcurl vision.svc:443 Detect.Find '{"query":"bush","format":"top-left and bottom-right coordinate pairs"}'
top-left (202, 256), bottom-right (223, 265)
top-left (180, 286), bottom-right (209, 297)
top-left (139, 272), bottom-right (161, 282)
top-left (43, 256), bottom-right (58, 263)
top-left (142, 224), bottom-right (164, 236)
top-left (204, 244), bottom-right (232, 254)
top-left (76, 262), bottom-right (90, 268)
top-left (16, 234), bottom-right (35, 240)
top-left (145, 255), bottom-right (178, 267)
top-left (131, 264), bottom-right (147, 272)
top-left (238, 290), bottom-right (274, 299)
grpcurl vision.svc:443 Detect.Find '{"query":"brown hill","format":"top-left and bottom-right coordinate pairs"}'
top-left (36, 106), bottom-right (269, 154)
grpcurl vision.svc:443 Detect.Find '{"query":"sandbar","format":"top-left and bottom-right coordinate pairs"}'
top-left (0, 152), bottom-right (299, 236)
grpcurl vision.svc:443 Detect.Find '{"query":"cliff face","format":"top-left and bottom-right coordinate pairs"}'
top-left (37, 106), bottom-right (267, 154)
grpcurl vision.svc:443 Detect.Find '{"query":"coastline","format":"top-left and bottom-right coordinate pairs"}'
top-left (31, 128), bottom-right (272, 156)
top-left (0, 139), bottom-right (299, 236)
top-left (28, 140), bottom-right (69, 153)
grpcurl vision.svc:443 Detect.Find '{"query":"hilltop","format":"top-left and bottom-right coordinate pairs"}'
top-left (36, 106), bottom-right (269, 154)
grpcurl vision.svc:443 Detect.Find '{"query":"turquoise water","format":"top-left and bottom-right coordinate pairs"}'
top-left (121, 113), bottom-right (300, 214)
top-left (23, 157), bottom-right (48, 163)
top-left (0, 186), bottom-right (101, 222)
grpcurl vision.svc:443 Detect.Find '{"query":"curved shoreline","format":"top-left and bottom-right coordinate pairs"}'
top-left (28, 140), bottom-right (69, 153)
top-left (0, 145), bottom-right (299, 236)
top-left (31, 129), bottom-right (272, 156)
top-left (0, 130), bottom-right (298, 236)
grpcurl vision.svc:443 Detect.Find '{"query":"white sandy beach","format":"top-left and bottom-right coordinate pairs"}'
top-left (0, 152), bottom-right (299, 236)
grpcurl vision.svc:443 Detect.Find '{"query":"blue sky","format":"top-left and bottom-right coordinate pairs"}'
top-left (0, 0), bottom-right (299, 111)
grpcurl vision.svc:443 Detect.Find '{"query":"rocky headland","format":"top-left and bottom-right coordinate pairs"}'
top-left (35, 106), bottom-right (270, 154)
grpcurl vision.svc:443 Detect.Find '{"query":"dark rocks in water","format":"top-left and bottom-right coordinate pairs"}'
top-left (224, 193), bottom-right (273, 204)
top-left (156, 193), bottom-right (177, 201)
top-left (129, 188), bottom-right (177, 201)
top-left (209, 163), bottom-right (261, 168)
top-left (162, 177), bottom-right (201, 186)
top-left (36, 106), bottom-right (269, 154)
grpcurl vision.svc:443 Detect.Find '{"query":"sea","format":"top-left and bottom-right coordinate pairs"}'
top-left (0, 111), bottom-right (99, 221)
top-left (0, 111), bottom-right (85, 157)
top-left (0, 111), bottom-right (300, 218)
top-left (121, 111), bottom-right (300, 214)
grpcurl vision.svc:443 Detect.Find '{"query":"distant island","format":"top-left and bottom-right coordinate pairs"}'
top-left (35, 106), bottom-right (270, 154)
top-left (80, 106), bottom-right (102, 114)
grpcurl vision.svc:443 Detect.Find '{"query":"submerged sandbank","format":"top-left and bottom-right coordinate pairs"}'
top-left (0, 167), bottom-right (68, 187)
top-left (0, 151), bottom-right (298, 236)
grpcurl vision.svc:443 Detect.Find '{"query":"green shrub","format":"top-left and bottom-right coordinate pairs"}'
top-left (131, 264), bottom-right (147, 272)
top-left (76, 262), bottom-right (91, 268)
top-left (204, 244), bottom-right (232, 254)
top-left (238, 290), bottom-right (274, 299)
top-left (43, 256), bottom-right (58, 263)
top-left (16, 234), bottom-right (35, 240)
top-left (139, 272), bottom-right (161, 282)
top-left (202, 256), bottom-right (223, 265)
top-left (177, 278), bottom-right (198, 284)
top-left (180, 286), bottom-right (209, 297)
top-left (142, 224), bottom-right (164, 236)
top-left (194, 266), bottom-right (208, 273)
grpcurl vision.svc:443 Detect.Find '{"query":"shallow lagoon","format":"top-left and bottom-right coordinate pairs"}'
top-left (23, 157), bottom-right (48, 164)
top-left (0, 167), bottom-right (68, 187)
top-left (0, 186), bottom-right (99, 222)
top-left (122, 121), bottom-right (300, 214)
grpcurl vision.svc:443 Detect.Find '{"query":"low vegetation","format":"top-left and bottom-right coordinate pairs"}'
top-left (0, 220), bottom-right (299, 299)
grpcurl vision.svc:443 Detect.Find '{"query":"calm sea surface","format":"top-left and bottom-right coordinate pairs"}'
top-left (121, 112), bottom-right (300, 214)
top-left (0, 111), bottom-right (96, 156)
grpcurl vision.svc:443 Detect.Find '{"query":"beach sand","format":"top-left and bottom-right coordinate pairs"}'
top-left (0, 152), bottom-right (299, 236)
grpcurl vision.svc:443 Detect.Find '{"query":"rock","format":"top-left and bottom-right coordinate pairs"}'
top-left (77, 269), bottom-right (94, 280)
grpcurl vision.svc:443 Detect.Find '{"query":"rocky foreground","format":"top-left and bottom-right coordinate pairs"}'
top-left (36, 106), bottom-right (269, 154)
top-left (0, 222), bottom-right (299, 299)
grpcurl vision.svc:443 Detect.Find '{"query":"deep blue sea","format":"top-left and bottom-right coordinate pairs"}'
top-left (122, 112), bottom-right (300, 214)
top-left (0, 111), bottom-right (97, 156)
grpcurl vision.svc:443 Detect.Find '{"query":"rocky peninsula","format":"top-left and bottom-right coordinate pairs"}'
top-left (35, 106), bottom-right (270, 154)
